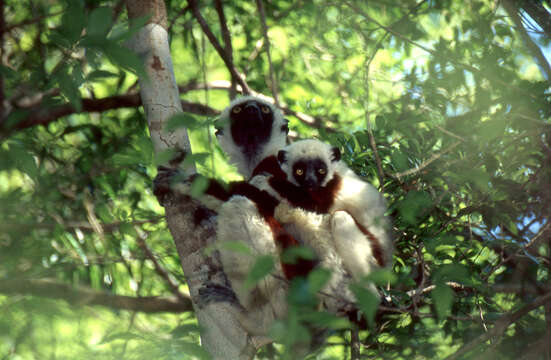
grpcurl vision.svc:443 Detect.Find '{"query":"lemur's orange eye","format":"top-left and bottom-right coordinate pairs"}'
top-left (232, 106), bottom-right (242, 114)
top-left (318, 168), bottom-right (326, 175)
top-left (261, 105), bottom-right (270, 113)
top-left (295, 169), bottom-right (304, 176)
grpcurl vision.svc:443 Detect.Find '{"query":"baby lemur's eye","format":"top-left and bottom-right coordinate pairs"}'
top-left (232, 106), bottom-right (242, 114)
top-left (261, 105), bottom-right (271, 114)
top-left (318, 168), bottom-right (326, 175)
top-left (295, 169), bottom-right (304, 176)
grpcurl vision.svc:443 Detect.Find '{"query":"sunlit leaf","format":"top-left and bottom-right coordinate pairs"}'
top-left (245, 255), bottom-right (275, 289)
top-left (432, 284), bottom-right (454, 320)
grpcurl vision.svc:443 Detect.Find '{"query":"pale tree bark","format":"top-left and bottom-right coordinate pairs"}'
top-left (125, 1), bottom-right (256, 359)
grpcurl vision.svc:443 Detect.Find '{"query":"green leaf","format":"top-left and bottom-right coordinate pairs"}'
top-left (87, 69), bottom-right (118, 82)
top-left (307, 268), bottom-right (331, 293)
top-left (165, 113), bottom-right (203, 132)
top-left (170, 324), bottom-right (201, 338)
top-left (350, 284), bottom-right (379, 327)
top-left (154, 149), bottom-right (179, 167)
top-left (245, 255), bottom-right (275, 289)
top-left (190, 176), bottom-right (210, 198)
top-left (99, 332), bottom-right (142, 345)
top-left (364, 268), bottom-right (397, 286)
top-left (432, 284), bottom-right (454, 320)
top-left (100, 40), bottom-right (146, 78)
top-left (183, 152), bottom-right (210, 169)
top-left (57, 1), bottom-right (85, 46)
top-left (109, 15), bottom-right (150, 43)
top-left (280, 245), bottom-right (316, 265)
top-left (136, 135), bottom-right (154, 164)
top-left (56, 67), bottom-right (82, 112)
top-left (391, 151), bottom-right (410, 172)
top-left (176, 341), bottom-right (211, 360)
top-left (10, 145), bottom-right (38, 180)
top-left (0, 64), bottom-right (17, 79)
top-left (287, 277), bottom-right (318, 307)
top-left (110, 151), bottom-right (142, 166)
top-left (398, 191), bottom-right (433, 225)
top-left (217, 241), bottom-right (253, 256)
top-left (300, 311), bottom-right (351, 329)
top-left (433, 263), bottom-right (471, 285)
top-left (87, 7), bottom-right (112, 38)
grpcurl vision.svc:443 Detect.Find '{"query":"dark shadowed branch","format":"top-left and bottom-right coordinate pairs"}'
top-left (2, 94), bottom-right (219, 133)
top-left (0, 278), bottom-right (193, 313)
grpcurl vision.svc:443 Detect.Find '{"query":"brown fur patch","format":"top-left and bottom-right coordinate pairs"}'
top-left (251, 155), bottom-right (287, 179)
top-left (341, 210), bottom-right (386, 267)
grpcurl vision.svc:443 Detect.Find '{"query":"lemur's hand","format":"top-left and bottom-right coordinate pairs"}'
top-left (153, 166), bottom-right (191, 206)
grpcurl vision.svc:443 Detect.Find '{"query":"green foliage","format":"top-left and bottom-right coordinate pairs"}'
top-left (1, 0), bottom-right (550, 359)
top-left (245, 255), bottom-right (275, 290)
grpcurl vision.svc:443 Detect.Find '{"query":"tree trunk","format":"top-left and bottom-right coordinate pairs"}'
top-left (125, 1), bottom-right (256, 358)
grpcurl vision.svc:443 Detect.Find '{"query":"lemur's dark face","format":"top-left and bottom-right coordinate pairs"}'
top-left (228, 100), bottom-right (274, 157)
top-left (291, 158), bottom-right (329, 190)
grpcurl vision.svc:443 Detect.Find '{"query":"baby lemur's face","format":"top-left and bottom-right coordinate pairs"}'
top-left (290, 157), bottom-right (329, 190)
top-left (277, 139), bottom-right (341, 190)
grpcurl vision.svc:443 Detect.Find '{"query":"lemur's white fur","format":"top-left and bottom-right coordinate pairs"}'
top-left (176, 96), bottom-right (392, 335)
top-left (214, 96), bottom-right (290, 336)
top-left (216, 95), bottom-right (287, 179)
top-left (273, 201), bottom-right (356, 313)
top-left (255, 139), bottom-right (393, 287)
top-left (216, 196), bottom-right (288, 335)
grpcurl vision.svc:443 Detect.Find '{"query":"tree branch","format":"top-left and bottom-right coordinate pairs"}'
top-left (126, 1), bottom-right (256, 358)
top-left (0, 278), bottom-right (193, 313)
top-left (213, 0), bottom-right (237, 100)
top-left (3, 94), bottom-right (218, 133)
top-left (256, 0), bottom-right (280, 106)
top-left (502, 0), bottom-right (551, 81)
top-left (187, 0), bottom-right (252, 95)
top-left (136, 232), bottom-right (189, 302)
top-left (0, 0), bottom-right (5, 122)
top-left (343, 1), bottom-right (540, 98)
top-left (391, 140), bottom-right (462, 179)
top-left (519, 0), bottom-right (551, 39)
top-left (445, 291), bottom-right (551, 360)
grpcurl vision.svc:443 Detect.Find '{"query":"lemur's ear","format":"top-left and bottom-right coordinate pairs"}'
top-left (331, 147), bottom-right (341, 162)
top-left (277, 150), bottom-right (288, 165)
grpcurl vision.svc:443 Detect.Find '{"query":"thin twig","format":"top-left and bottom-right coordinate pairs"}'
top-left (434, 124), bottom-right (467, 142)
top-left (0, 0), bottom-right (4, 122)
top-left (188, 0), bottom-right (252, 94)
top-left (136, 230), bottom-right (189, 302)
top-left (256, 0), bottom-right (280, 106)
top-left (367, 125), bottom-right (385, 189)
top-left (350, 327), bottom-right (360, 360)
top-left (391, 140), bottom-right (461, 179)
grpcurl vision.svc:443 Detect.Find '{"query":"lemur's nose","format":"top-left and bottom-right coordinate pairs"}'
top-left (244, 103), bottom-right (260, 114)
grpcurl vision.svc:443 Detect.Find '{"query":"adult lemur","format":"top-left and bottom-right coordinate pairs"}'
top-left (167, 96), bottom-right (391, 334)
